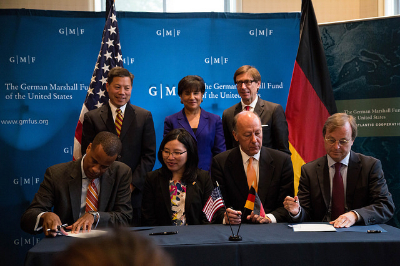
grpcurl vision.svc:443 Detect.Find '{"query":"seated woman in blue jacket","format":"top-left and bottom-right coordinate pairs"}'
top-left (141, 128), bottom-right (223, 226)
top-left (163, 75), bottom-right (226, 171)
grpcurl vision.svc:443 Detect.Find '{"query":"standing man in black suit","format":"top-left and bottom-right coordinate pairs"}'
top-left (21, 132), bottom-right (132, 237)
top-left (81, 67), bottom-right (156, 226)
top-left (222, 65), bottom-right (290, 154)
top-left (212, 111), bottom-right (294, 224)
top-left (284, 113), bottom-right (395, 228)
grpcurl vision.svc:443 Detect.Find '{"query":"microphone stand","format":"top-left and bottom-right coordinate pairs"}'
top-left (216, 182), bottom-right (242, 241)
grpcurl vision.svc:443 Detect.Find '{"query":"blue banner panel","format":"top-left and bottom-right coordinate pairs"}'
top-left (0, 10), bottom-right (299, 265)
top-left (321, 16), bottom-right (400, 228)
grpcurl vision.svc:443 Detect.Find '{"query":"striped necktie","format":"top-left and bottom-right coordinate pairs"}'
top-left (247, 157), bottom-right (257, 192)
top-left (85, 179), bottom-right (98, 212)
top-left (115, 108), bottom-right (123, 137)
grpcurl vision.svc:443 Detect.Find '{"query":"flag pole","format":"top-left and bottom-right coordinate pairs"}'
top-left (285, 0), bottom-right (337, 193)
top-left (72, 0), bottom-right (123, 161)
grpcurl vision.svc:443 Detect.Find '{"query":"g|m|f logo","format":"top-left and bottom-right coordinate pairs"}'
top-left (205, 56), bottom-right (229, 65)
top-left (249, 28), bottom-right (274, 37)
top-left (149, 84), bottom-right (176, 99)
top-left (59, 27), bottom-right (85, 36)
top-left (9, 55), bottom-right (35, 64)
top-left (156, 29), bottom-right (181, 37)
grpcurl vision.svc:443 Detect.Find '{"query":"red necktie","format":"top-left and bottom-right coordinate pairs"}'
top-left (245, 106), bottom-right (250, 111)
top-left (115, 108), bottom-right (123, 137)
top-left (85, 179), bottom-right (98, 212)
top-left (331, 163), bottom-right (345, 220)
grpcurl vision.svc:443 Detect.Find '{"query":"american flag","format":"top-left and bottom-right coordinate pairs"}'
top-left (202, 186), bottom-right (225, 222)
top-left (73, 2), bottom-right (123, 160)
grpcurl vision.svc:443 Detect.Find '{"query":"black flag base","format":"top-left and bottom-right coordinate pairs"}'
top-left (229, 235), bottom-right (242, 241)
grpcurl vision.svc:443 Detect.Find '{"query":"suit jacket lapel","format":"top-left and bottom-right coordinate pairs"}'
top-left (257, 148), bottom-right (274, 203)
top-left (69, 160), bottom-right (83, 222)
top-left (233, 102), bottom-right (243, 117)
top-left (254, 97), bottom-right (265, 117)
top-left (346, 151), bottom-right (361, 210)
top-left (177, 109), bottom-right (196, 140)
top-left (185, 177), bottom-right (197, 215)
top-left (318, 156), bottom-right (331, 209)
top-left (227, 148), bottom-right (249, 200)
top-left (101, 105), bottom-right (118, 134)
top-left (119, 104), bottom-right (134, 140)
top-left (196, 109), bottom-right (208, 137)
top-left (160, 175), bottom-right (173, 219)
top-left (98, 169), bottom-right (115, 211)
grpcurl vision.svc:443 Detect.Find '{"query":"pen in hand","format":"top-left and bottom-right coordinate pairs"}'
top-left (291, 196), bottom-right (298, 204)
top-left (46, 224), bottom-right (68, 232)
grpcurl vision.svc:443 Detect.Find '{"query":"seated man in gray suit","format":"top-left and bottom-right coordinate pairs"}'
top-left (222, 65), bottom-right (290, 154)
top-left (21, 131), bottom-right (132, 237)
top-left (212, 111), bottom-right (294, 224)
top-left (284, 113), bottom-right (395, 228)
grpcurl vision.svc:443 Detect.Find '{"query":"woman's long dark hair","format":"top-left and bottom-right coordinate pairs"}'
top-left (158, 128), bottom-right (199, 183)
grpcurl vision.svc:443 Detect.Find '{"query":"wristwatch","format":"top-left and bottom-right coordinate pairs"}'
top-left (89, 211), bottom-right (99, 222)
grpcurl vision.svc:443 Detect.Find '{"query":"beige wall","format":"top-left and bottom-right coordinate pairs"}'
top-left (0, 0), bottom-right (95, 11)
top-left (242, 0), bottom-right (384, 23)
top-left (0, 0), bottom-right (386, 23)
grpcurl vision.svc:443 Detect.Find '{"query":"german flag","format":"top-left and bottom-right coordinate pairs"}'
top-left (286, 0), bottom-right (337, 193)
top-left (244, 185), bottom-right (266, 218)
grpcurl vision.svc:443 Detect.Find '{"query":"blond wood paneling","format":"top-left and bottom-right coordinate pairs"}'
top-left (360, 0), bottom-right (380, 18)
top-left (0, 0), bottom-right (95, 11)
top-left (0, 0), bottom-right (384, 23)
top-left (242, 0), bottom-right (381, 23)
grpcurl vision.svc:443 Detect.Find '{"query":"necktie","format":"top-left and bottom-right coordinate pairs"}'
top-left (85, 179), bottom-right (98, 212)
top-left (245, 105), bottom-right (250, 111)
top-left (331, 163), bottom-right (345, 220)
top-left (115, 108), bottom-right (123, 137)
top-left (247, 157), bottom-right (257, 192)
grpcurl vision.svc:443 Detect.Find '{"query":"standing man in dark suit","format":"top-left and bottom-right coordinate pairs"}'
top-left (212, 111), bottom-right (294, 224)
top-left (81, 67), bottom-right (156, 226)
top-left (284, 113), bottom-right (395, 228)
top-left (21, 132), bottom-right (132, 237)
top-left (222, 65), bottom-right (290, 154)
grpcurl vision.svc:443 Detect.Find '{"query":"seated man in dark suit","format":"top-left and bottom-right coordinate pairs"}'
top-left (21, 131), bottom-right (132, 237)
top-left (212, 111), bottom-right (294, 224)
top-left (284, 113), bottom-right (395, 228)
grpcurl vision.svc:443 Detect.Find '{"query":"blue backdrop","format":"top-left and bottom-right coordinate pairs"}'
top-left (0, 10), bottom-right (300, 265)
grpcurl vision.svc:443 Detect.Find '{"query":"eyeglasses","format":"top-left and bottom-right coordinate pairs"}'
top-left (235, 80), bottom-right (256, 87)
top-left (162, 150), bottom-right (187, 158)
top-left (324, 138), bottom-right (351, 146)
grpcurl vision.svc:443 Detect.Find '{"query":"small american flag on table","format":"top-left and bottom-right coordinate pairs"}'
top-left (202, 187), bottom-right (225, 222)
